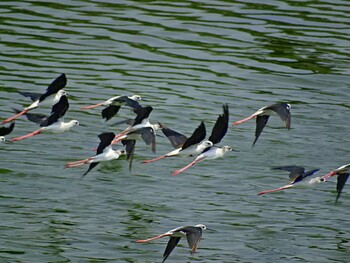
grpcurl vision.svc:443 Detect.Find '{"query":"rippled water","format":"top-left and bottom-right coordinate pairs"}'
top-left (1, 0), bottom-right (350, 262)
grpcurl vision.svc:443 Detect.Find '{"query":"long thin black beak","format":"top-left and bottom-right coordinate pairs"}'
top-left (206, 227), bottom-right (217, 232)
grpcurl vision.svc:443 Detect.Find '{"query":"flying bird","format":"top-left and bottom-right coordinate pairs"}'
top-left (319, 164), bottom-right (350, 203)
top-left (172, 104), bottom-right (232, 176)
top-left (81, 95), bottom-right (141, 121)
top-left (112, 106), bottom-right (161, 148)
top-left (142, 121), bottom-right (207, 164)
top-left (233, 103), bottom-right (291, 146)
top-left (2, 73), bottom-right (67, 124)
top-left (0, 122), bottom-right (15, 142)
top-left (110, 106), bottom-right (162, 170)
top-left (258, 166), bottom-right (320, 195)
top-left (135, 224), bottom-right (208, 263)
top-left (64, 132), bottom-right (126, 176)
top-left (9, 95), bottom-right (79, 142)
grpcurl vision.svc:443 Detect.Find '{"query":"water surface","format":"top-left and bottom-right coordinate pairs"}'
top-left (1, 0), bottom-right (350, 262)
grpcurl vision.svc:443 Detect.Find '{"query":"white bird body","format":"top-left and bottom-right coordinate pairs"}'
top-left (85, 147), bottom-right (125, 164)
top-left (42, 119), bottom-right (79, 133)
top-left (105, 94), bottom-right (141, 106)
top-left (197, 145), bottom-right (232, 161)
top-left (65, 132), bottom-right (126, 176)
top-left (24, 89), bottom-right (66, 111)
top-left (165, 140), bottom-right (213, 158)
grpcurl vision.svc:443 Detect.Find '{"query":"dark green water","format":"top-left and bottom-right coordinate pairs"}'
top-left (1, 1), bottom-right (350, 262)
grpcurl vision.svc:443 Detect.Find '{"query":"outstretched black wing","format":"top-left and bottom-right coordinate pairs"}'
top-left (208, 104), bottom-right (229, 145)
top-left (253, 115), bottom-right (269, 146)
top-left (96, 132), bottom-right (115, 155)
top-left (267, 103), bottom-right (291, 129)
top-left (39, 73), bottom-right (67, 102)
top-left (183, 226), bottom-right (203, 255)
top-left (0, 122), bottom-right (15, 136)
top-left (162, 237), bottom-right (181, 263)
top-left (161, 124), bottom-right (188, 149)
top-left (182, 121), bottom-right (206, 150)
top-left (102, 105), bottom-right (121, 121)
top-left (45, 95), bottom-right (70, 126)
top-left (18, 91), bottom-right (41, 102)
top-left (122, 139), bottom-right (136, 171)
top-left (336, 173), bottom-right (350, 203)
top-left (133, 106), bottom-right (153, 126)
top-left (272, 166), bottom-right (305, 180)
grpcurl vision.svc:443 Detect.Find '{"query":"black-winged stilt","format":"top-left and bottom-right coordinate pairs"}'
top-left (172, 104), bottom-right (232, 176)
top-left (112, 106), bottom-right (161, 149)
top-left (135, 224), bottom-right (208, 263)
top-left (2, 73), bottom-right (67, 124)
top-left (233, 103), bottom-right (291, 146)
top-left (9, 95), bottom-right (79, 142)
top-left (81, 95), bottom-right (141, 121)
top-left (319, 164), bottom-right (350, 203)
top-left (258, 166), bottom-right (320, 195)
top-left (64, 132), bottom-right (126, 176)
top-left (142, 121), bottom-right (207, 164)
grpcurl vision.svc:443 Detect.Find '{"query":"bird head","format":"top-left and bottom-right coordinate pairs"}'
top-left (308, 177), bottom-right (326, 184)
top-left (0, 136), bottom-right (5, 142)
top-left (222, 146), bottom-right (233, 152)
top-left (57, 89), bottom-right (67, 96)
top-left (130, 95), bottom-right (142, 101)
top-left (202, 141), bottom-right (213, 147)
top-left (119, 149), bottom-right (127, 155)
top-left (195, 224), bottom-right (207, 230)
top-left (69, 120), bottom-right (80, 127)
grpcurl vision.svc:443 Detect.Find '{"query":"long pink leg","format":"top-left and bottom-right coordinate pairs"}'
top-left (64, 158), bottom-right (92, 168)
top-left (171, 157), bottom-right (205, 176)
top-left (258, 184), bottom-right (294, 195)
top-left (80, 102), bottom-right (105, 110)
top-left (142, 155), bottom-right (167, 164)
top-left (2, 109), bottom-right (30, 124)
top-left (10, 129), bottom-right (42, 142)
top-left (232, 114), bottom-right (256, 126)
top-left (111, 134), bottom-right (127, 145)
top-left (135, 233), bottom-right (170, 243)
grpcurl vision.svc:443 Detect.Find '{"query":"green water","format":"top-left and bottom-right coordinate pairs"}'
top-left (1, 1), bottom-right (350, 262)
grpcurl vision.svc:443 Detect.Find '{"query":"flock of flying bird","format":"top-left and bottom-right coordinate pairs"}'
top-left (1, 73), bottom-right (349, 262)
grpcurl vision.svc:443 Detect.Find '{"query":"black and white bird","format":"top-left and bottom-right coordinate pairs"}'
top-left (258, 166), bottom-right (320, 195)
top-left (233, 103), bottom-right (291, 146)
top-left (172, 104), bottom-right (232, 176)
top-left (319, 164), bottom-right (350, 203)
top-left (81, 95), bottom-right (141, 121)
top-left (110, 106), bottom-right (161, 170)
top-left (135, 224), bottom-right (208, 263)
top-left (142, 121), bottom-right (208, 164)
top-left (10, 95), bottom-right (79, 142)
top-left (2, 73), bottom-right (67, 124)
top-left (0, 122), bottom-right (15, 142)
top-left (64, 132), bottom-right (126, 176)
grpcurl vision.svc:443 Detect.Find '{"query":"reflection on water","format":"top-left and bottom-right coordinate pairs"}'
top-left (1, 0), bottom-right (350, 262)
